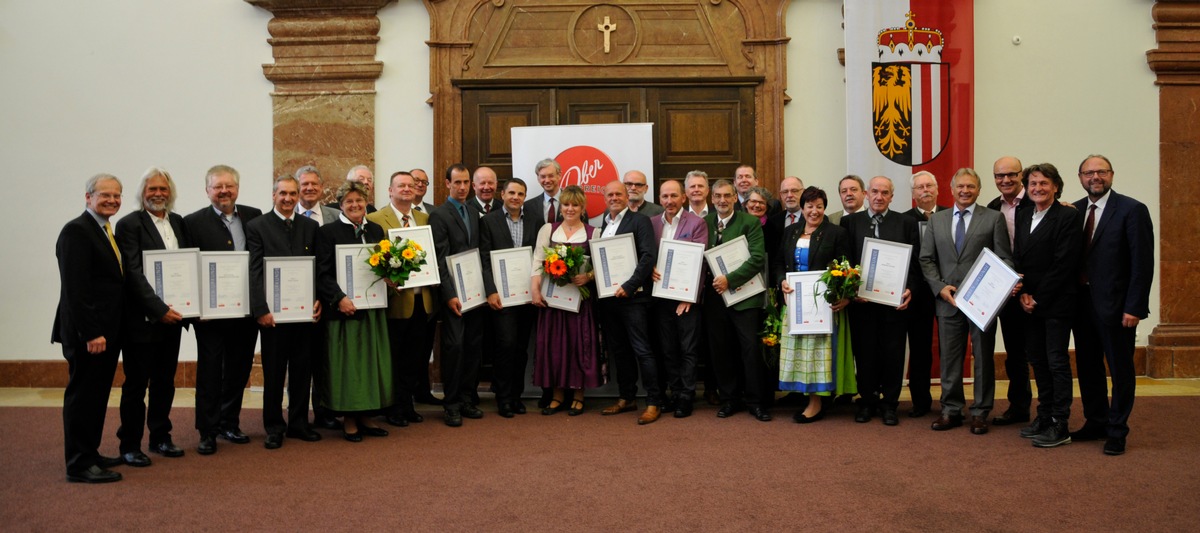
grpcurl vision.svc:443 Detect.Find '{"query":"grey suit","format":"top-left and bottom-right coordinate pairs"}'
top-left (919, 204), bottom-right (1013, 419)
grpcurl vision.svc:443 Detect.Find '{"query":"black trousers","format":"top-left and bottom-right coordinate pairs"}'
top-left (193, 318), bottom-right (258, 436)
top-left (260, 322), bottom-right (314, 436)
top-left (117, 327), bottom-right (182, 452)
top-left (997, 298), bottom-right (1032, 412)
top-left (62, 341), bottom-right (121, 472)
top-left (492, 305), bottom-right (536, 406)
top-left (439, 306), bottom-right (483, 411)
top-left (654, 298), bottom-right (702, 401)
top-left (1026, 315), bottom-right (1073, 421)
top-left (849, 301), bottom-right (907, 409)
top-left (1074, 291), bottom-right (1138, 439)
top-left (702, 289), bottom-right (768, 408)
top-left (309, 322), bottom-right (335, 421)
top-left (904, 285), bottom-right (936, 410)
top-left (387, 299), bottom-right (431, 415)
top-left (604, 298), bottom-right (661, 405)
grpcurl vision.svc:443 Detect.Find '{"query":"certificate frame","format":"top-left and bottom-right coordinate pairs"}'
top-left (702, 234), bottom-right (766, 307)
top-left (198, 251), bottom-right (250, 319)
top-left (856, 237), bottom-right (913, 307)
top-left (785, 271), bottom-right (833, 335)
top-left (142, 248), bottom-right (201, 318)
top-left (589, 233), bottom-right (637, 299)
top-left (335, 244), bottom-right (387, 309)
top-left (956, 247), bottom-right (1020, 330)
top-left (490, 247), bottom-right (533, 307)
top-left (386, 225), bottom-right (440, 289)
top-left (264, 256), bottom-right (315, 324)
top-left (652, 239), bottom-right (705, 303)
top-left (446, 249), bottom-right (487, 313)
top-left (542, 277), bottom-right (582, 313)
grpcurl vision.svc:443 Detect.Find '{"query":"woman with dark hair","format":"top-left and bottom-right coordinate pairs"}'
top-left (769, 186), bottom-right (853, 423)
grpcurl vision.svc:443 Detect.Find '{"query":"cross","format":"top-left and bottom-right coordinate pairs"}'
top-left (597, 16), bottom-right (617, 54)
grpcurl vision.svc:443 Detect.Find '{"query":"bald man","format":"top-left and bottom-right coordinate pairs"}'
top-left (986, 156), bottom-right (1034, 426)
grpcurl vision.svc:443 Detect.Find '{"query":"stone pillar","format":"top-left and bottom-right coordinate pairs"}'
top-left (246, 0), bottom-right (395, 204)
top-left (1146, 0), bottom-right (1200, 377)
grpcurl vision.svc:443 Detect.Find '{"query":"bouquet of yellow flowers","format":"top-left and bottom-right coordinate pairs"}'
top-left (760, 288), bottom-right (783, 348)
top-left (542, 244), bottom-right (591, 299)
top-left (368, 237), bottom-right (427, 287)
top-left (816, 256), bottom-right (863, 304)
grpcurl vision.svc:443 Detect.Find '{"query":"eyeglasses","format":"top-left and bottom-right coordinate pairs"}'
top-left (1080, 169), bottom-right (1112, 178)
top-left (625, 182), bottom-right (647, 188)
top-left (993, 172), bottom-right (1020, 180)
top-left (745, 199), bottom-right (767, 206)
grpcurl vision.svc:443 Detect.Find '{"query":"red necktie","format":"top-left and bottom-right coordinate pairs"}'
top-left (548, 198), bottom-right (557, 223)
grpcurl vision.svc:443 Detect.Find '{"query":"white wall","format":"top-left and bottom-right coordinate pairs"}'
top-left (0, 0), bottom-right (1161, 361)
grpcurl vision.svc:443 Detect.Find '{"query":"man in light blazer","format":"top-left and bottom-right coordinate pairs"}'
top-left (649, 179), bottom-right (708, 418)
top-left (1070, 154), bottom-right (1154, 456)
top-left (919, 168), bottom-right (1013, 436)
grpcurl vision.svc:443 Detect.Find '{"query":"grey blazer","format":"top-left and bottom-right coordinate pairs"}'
top-left (918, 204), bottom-right (1013, 317)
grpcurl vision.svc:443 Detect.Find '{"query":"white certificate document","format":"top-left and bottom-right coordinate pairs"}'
top-left (447, 249), bottom-right (487, 313)
top-left (542, 277), bottom-right (582, 313)
top-left (386, 226), bottom-right (440, 289)
top-left (336, 244), bottom-right (387, 309)
top-left (956, 247), bottom-right (1020, 330)
top-left (143, 248), bottom-right (201, 318)
top-left (589, 233), bottom-right (637, 299)
top-left (264, 256), bottom-right (315, 324)
top-left (491, 247), bottom-right (533, 307)
top-left (786, 271), bottom-right (833, 335)
top-left (856, 237), bottom-right (912, 307)
top-left (199, 251), bottom-right (250, 319)
top-left (652, 239), bottom-right (705, 303)
top-left (703, 235), bottom-right (766, 307)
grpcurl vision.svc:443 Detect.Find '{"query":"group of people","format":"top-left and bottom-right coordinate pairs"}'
top-left (52, 154), bottom-right (1152, 484)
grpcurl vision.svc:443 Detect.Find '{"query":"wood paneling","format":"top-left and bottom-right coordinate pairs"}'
top-left (648, 86), bottom-right (754, 181)
top-left (462, 88), bottom-right (554, 182)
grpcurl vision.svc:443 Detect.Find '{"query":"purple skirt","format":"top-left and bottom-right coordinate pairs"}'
top-left (533, 297), bottom-right (604, 389)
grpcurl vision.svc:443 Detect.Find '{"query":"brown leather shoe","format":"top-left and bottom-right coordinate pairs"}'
top-left (970, 415), bottom-right (989, 435)
top-left (637, 406), bottom-right (660, 425)
top-left (602, 399), bottom-right (638, 415)
top-left (931, 414), bottom-right (963, 431)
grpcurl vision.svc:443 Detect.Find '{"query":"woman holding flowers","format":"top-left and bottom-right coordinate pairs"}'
top-left (769, 186), bottom-right (853, 423)
top-left (315, 182), bottom-right (393, 442)
top-left (530, 185), bottom-right (602, 416)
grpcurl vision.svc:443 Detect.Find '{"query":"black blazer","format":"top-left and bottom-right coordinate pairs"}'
top-left (315, 219), bottom-right (386, 318)
top-left (245, 212), bottom-right (320, 318)
top-left (987, 194), bottom-right (1034, 213)
top-left (841, 210), bottom-right (923, 293)
top-left (183, 204), bottom-right (263, 251)
top-left (1074, 190), bottom-right (1155, 325)
top-left (430, 200), bottom-right (481, 304)
top-left (467, 196), bottom-right (503, 218)
top-left (479, 208), bottom-right (540, 298)
top-left (1013, 202), bottom-right (1083, 318)
top-left (52, 212), bottom-right (131, 348)
top-left (114, 210), bottom-right (187, 341)
top-left (523, 193), bottom-right (589, 227)
top-left (771, 219), bottom-right (850, 287)
top-left (598, 210), bottom-right (658, 298)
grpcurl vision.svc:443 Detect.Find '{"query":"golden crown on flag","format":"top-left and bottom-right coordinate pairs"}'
top-left (877, 11), bottom-right (943, 53)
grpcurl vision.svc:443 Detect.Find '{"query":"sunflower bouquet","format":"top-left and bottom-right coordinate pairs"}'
top-left (816, 256), bottom-right (863, 304)
top-left (542, 243), bottom-right (591, 299)
top-left (368, 237), bottom-right (427, 287)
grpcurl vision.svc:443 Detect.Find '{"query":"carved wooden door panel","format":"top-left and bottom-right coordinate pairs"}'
top-left (462, 88), bottom-right (554, 183)
top-left (557, 87), bottom-right (644, 124)
top-left (647, 86), bottom-right (755, 182)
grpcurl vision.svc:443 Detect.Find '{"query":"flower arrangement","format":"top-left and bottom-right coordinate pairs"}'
top-left (368, 237), bottom-right (427, 287)
top-left (816, 256), bottom-right (863, 304)
top-left (542, 244), bottom-right (591, 299)
top-left (760, 288), bottom-right (783, 348)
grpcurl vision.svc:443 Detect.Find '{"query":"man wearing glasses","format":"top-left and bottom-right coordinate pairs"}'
top-left (623, 170), bottom-right (664, 216)
top-left (986, 156), bottom-right (1034, 427)
top-left (410, 168), bottom-right (437, 214)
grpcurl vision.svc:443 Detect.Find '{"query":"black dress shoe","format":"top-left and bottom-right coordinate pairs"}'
top-left (150, 440), bottom-right (185, 458)
top-left (402, 410), bottom-right (424, 423)
top-left (674, 401), bottom-right (694, 419)
top-left (908, 406), bottom-right (931, 418)
top-left (992, 409), bottom-right (1030, 426)
top-left (197, 435), bottom-right (217, 455)
top-left (881, 409), bottom-right (899, 426)
top-left (511, 401), bottom-right (527, 415)
top-left (1070, 424), bottom-right (1108, 442)
top-left (415, 393), bottom-right (445, 406)
top-left (461, 406), bottom-right (484, 419)
top-left (1103, 437), bottom-right (1126, 456)
top-left (385, 415), bottom-right (410, 427)
top-left (360, 426), bottom-right (389, 437)
top-left (854, 405), bottom-right (873, 423)
top-left (219, 428), bottom-right (250, 444)
top-left (1020, 416), bottom-right (1051, 439)
top-left (97, 455), bottom-right (124, 468)
top-left (716, 402), bottom-right (743, 418)
top-left (748, 407), bottom-right (772, 422)
top-left (286, 429), bottom-right (322, 442)
top-left (793, 410), bottom-right (825, 424)
top-left (497, 403), bottom-right (515, 418)
top-left (343, 428), bottom-right (363, 443)
top-left (314, 417), bottom-right (343, 430)
top-left (444, 409), bottom-right (463, 427)
top-left (67, 465), bottom-right (122, 484)
top-left (122, 451), bottom-right (152, 467)
top-left (264, 434), bottom-right (284, 450)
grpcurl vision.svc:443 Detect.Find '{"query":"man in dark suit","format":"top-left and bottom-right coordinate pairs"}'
top-left (704, 179), bottom-right (772, 422)
top-left (919, 168), bottom-right (1013, 435)
top-left (430, 163), bottom-right (486, 427)
top-left (183, 165), bottom-right (262, 455)
top-left (732, 164), bottom-right (782, 215)
top-left (595, 180), bottom-right (660, 424)
top-left (246, 175), bottom-right (323, 449)
top-left (114, 168), bottom-right (190, 465)
top-left (1070, 154), bottom-right (1154, 456)
top-left (410, 168), bottom-right (437, 214)
top-left (828, 175), bottom-right (866, 224)
top-left (295, 165), bottom-right (342, 430)
top-left (54, 174), bottom-right (181, 483)
top-left (479, 178), bottom-right (541, 417)
top-left (841, 176), bottom-right (922, 426)
top-left (525, 158), bottom-right (565, 227)
top-left (469, 166), bottom-right (503, 216)
top-left (649, 179), bottom-right (709, 417)
top-left (901, 170), bottom-right (947, 417)
top-left (986, 156), bottom-right (1035, 426)
top-left (763, 176), bottom-right (805, 266)
top-left (623, 170), bottom-right (665, 217)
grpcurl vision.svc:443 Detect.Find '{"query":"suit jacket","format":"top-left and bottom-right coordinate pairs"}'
top-left (841, 209), bottom-right (923, 294)
top-left (430, 200), bottom-right (481, 304)
top-left (705, 211), bottom-right (767, 311)
top-left (52, 212), bottom-right (132, 349)
top-left (525, 192), bottom-right (588, 227)
top-left (763, 210), bottom-right (805, 263)
top-left (1013, 202), bottom-right (1084, 319)
top-left (183, 204), bottom-right (263, 251)
top-left (1075, 190), bottom-right (1154, 325)
top-left (598, 210), bottom-right (657, 298)
top-left (919, 204), bottom-right (1013, 317)
top-left (413, 201), bottom-right (436, 215)
top-left (365, 206), bottom-right (435, 319)
top-left (770, 218), bottom-right (850, 287)
top-left (986, 194), bottom-right (1034, 213)
top-left (467, 196), bottom-right (503, 218)
top-left (114, 210), bottom-right (187, 341)
top-left (479, 208), bottom-right (540, 298)
top-left (315, 218), bottom-right (386, 318)
top-left (631, 200), bottom-right (665, 218)
top-left (902, 205), bottom-right (948, 222)
top-left (245, 212), bottom-right (320, 319)
top-left (650, 211), bottom-right (709, 296)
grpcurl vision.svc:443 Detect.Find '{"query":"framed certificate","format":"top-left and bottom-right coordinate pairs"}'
top-left (142, 248), bottom-right (201, 318)
top-left (785, 271), bottom-right (833, 335)
top-left (956, 247), bottom-right (1020, 330)
top-left (446, 249), bottom-right (486, 313)
top-left (702, 235), bottom-right (766, 307)
top-left (335, 244), bottom-right (387, 309)
top-left (542, 277), bottom-right (582, 313)
top-left (198, 251), bottom-right (250, 319)
top-left (386, 226), bottom-right (440, 289)
top-left (490, 247), bottom-right (533, 307)
top-left (652, 240), bottom-right (705, 303)
top-left (856, 237), bottom-right (912, 307)
top-left (264, 256), bottom-right (315, 324)
top-left (589, 233), bottom-right (637, 299)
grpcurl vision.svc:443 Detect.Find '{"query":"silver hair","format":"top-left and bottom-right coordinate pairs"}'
top-left (747, 186), bottom-right (774, 203)
top-left (345, 165), bottom-right (371, 181)
top-left (206, 164), bottom-right (240, 187)
top-left (910, 170), bottom-right (935, 188)
top-left (86, 173), bottom-right (121, 194)
top-left (951, 167), bottom-right (981, 188)
top-left (273, 174), bottom-right (299, 192)
top-left (294, 165), bottom-right (321, 180)
top-left (685, 170), bottom-right (709, 181)
top-left (869, 175), bottom-right (895, 193)
top-left (137, 167), bottom-right (177, 212)
top-left (534, 158), bottom-right (560, 175)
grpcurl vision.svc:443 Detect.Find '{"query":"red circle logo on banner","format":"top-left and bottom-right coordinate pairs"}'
top-left (555, 145), bottom-right (619, 218)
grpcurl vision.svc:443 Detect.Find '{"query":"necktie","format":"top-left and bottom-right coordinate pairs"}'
top-left (303, 209), bottom-right (313, 218)
top-left (457, 204), bottom-right (470, 238)
top-left (401, 214), bottom-right (411, 228)
top-left (284, 218), bottom-right (293, 232)
top-left (548, 198), bottom-right (557, 223)
top-left (787, 213), bottom-right (796, 226)
top-left (924, 209), bottom-right (932, 220)
top-left (104, 222), bottom-right (123, 274)
top-left (872, 214), bottom-right (883, 238)
top-left (484, 203), bottom-right (491, 214)
top-left (954, 210), bottom-right (967, 254)
top-left (716, 220), bottom-right (726, 244)
top-left (353, 223), bottom-right (364, 241)
top-left (414, 204), bottom-right (423, 213)
top-left (1084, 204), bottom-right (1097, 249)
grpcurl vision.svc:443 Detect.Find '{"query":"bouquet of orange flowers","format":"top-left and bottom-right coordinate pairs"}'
top-left (816, 256), bottom-right (863, 304)
top-left (542, 243), bottom-right (591, 299)
top-left (368, 237), bottom-right (427, 287)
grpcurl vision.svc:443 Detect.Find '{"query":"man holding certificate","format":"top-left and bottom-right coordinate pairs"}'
top-left (595, 181), bottom-right (660, 424)
top-left (919, 168), bottom-right (1013, 435)
top-left (840, 176), bottom-right (921, 426)
top-left (247, 175), bottom-right (323, 449)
